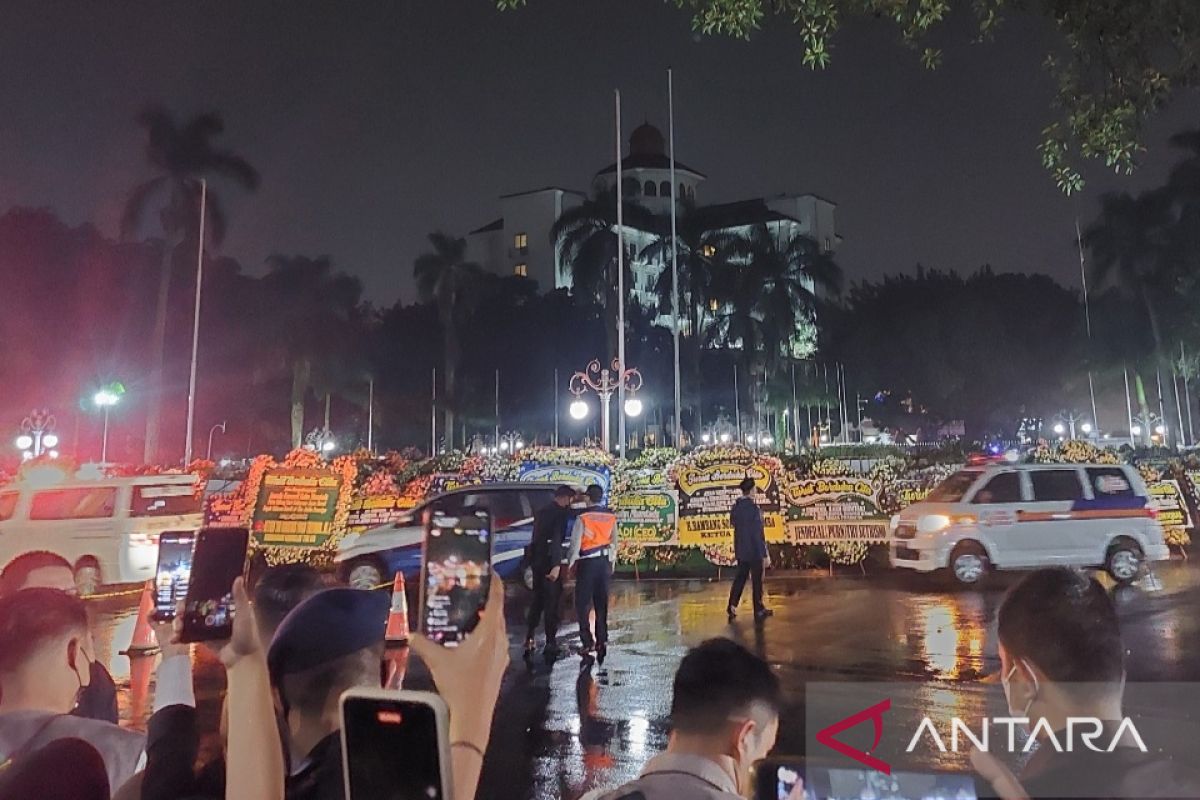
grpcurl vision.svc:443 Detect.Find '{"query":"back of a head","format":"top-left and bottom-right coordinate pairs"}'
top-left (0, 588), bottom-right (88, 676)
top-left (253, 563), bottom-right (325, 642)
top-left (0, 551), bottom-right (73, 597)
top-left (0, 737), bottom-right (109, 800)
top-left (670, 638), bottom-right (782, 734)
top-left (998, 567), bottom-right (1124, 686)
top-left (739, 477), bottom-right (756, 494)
top-left (586, 484), bottom-right (604, 504)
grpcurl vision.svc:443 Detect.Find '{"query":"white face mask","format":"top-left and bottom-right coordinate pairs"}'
top-left (1001, 659), bottom-right (1039, 719)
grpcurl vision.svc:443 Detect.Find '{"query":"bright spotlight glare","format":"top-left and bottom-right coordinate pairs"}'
top-left (624, 397), bottom-right (643, 417)
top-left (42, 434), bottom-right (59, 448)
top-left (321, 440), bottom-right (336, 452)
top-left (569, 399), bottom-right (588, 420)
top-left (94, 390), bottom-right (119, 407)
top-left (720, 433), bottom-right (731, 443)
top-left (1156, 424), bottom-right (1166, 435)
top-left (1053, 423), bottom-right (1065, 434)
top-left (1131, 425), bottom-right (1142, 436)
top-left (1081, 423), bottom-right (1093, 434)
top-left (14, 435), bottom-right (33, 450)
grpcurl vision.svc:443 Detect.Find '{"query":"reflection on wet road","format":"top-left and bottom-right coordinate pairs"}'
top-left (88, 563), bottom-right (1200, 800)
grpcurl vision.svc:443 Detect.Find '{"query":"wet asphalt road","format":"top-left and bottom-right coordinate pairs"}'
top-left (88, 562), bottom-right (1200, 800)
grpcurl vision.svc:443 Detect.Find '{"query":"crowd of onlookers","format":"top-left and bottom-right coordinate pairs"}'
top-left (2, 546), bottom-right (1198, 799)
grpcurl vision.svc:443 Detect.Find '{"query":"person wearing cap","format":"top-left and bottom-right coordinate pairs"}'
top-left (566, 484), bottom-right (618, 664)
top-left (524, 484), bottom-right (578, 663)
top-left (266, 588), bottom-right (390, 800)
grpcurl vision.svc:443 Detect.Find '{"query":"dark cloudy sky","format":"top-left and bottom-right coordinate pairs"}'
top-left (2, 0), bottom-right (1197, 304)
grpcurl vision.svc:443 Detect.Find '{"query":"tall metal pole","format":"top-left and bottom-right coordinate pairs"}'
top-left (553, 368), bottom-right (559, 447)
top-left (615, 90), bottom-right (628, 460)
top-left (668, 69), bottom-right (683, 448)
top-left (1157, 366), bottom-right (1170, 447)
top-left (367, 377), bottom-right (374, 453)
top-left (1173, 370), bottom-right (1185, 447)
top-left (790, 361), bottom-right (800, 454)
top-left (839, 363), bottom-right (850, 443)
top-left (1124, 366), bottom-right (1135, 446)
top-left (733, 363), bottom-right (741, 439)
top-left (1184, 342), bottom-right (1196, 445)
top-left (183, 178), bottom-right (207, 465)
top-left (101, 408), bottom-right (110, 463)
top-left (494, 369), bottom-right (500, 449)
top-left (431, 367), bottom-right (437, 455)
top-left (1076, 217), bottom-right (1100, 431)
top-left (822, 363), bottom-right (830, 441)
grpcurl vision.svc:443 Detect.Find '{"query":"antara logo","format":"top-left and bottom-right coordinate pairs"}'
top-left (815, 698), bottom-right (893, 774)
top-left (906, 717), bottom-right (1148, 755)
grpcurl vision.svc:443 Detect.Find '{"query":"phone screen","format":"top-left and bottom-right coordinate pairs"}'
top-left (342, 694), bottom-right (446, 800)
top-left (420, 509), bottom-right (491, 647)
top-left (755, 760), bottom-right (980, 800)
top-left (179, 527), bottom-right (249, 643)
top-left (153, 532), bottom-right (196, 620)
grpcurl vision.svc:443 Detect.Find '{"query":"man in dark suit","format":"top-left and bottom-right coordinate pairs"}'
top-left (525, 485), bottom-right (577, 663)
top-left (727, 477), bottom-right (772, 622)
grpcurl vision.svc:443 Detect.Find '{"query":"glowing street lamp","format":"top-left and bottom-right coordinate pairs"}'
top-left (93, 387), bottom-right (123, 463)
top-left (569, 358), bottom-right (643, 453)
top-left (497, 431), bottom-right (525, 453)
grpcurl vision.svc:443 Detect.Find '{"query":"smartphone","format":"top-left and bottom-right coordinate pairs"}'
top-left (340, 688), bottom-right (451, 800)
top-left (752, 758), bottom-right (984, 800)
top-left (178, 527), bottom-right (249, 643)
top-left (419, 507), bottom-right (492, 647)
top-left (152, 531), bottom-right (197, 621)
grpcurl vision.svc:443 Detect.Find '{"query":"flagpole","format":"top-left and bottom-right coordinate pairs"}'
top-left (668, 69), bottom-right (683, 448)
top-left (1123, 366), bottom-right (1135, 447)
top-left (615, 89), bottom-right (627, 460)
top-left (183, 178), bottom-right (207, 465)
top-left (1076, 217), bottom-right (1100, 431)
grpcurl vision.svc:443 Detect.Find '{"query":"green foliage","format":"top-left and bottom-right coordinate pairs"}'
top-left (498, 0), bottom-right (1200, 193)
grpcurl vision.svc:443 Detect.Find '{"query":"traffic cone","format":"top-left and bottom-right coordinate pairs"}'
top-left (121, 581), bottom-right (159, 656)
top-left (382, 646), bottom-right (410, 689)
top-left (384, 572), bottom-right (410, 644)
top-left (127, 651), bottom-right (154, 724)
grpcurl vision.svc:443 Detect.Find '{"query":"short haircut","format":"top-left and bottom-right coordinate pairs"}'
top-left (1, 552), bottom-right (73, 597)
top-left (0, 588), bottom-right (88, 674)
top-left (998, 567), bottom-right (1124, 688)
top-left (670, 638), bottom-right (782, 734)
top-left (585, 485), bottom-right (604, 503)
top-left (555, 485), bottom-right (577, 499)
top-left (253, 564), bottom-right (325, 642)
top-left (280, 644), bottom-right (383, 718)
top-left (739, 477), bottom-right (756, 494)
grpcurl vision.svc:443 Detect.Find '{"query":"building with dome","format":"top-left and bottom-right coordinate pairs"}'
top-left (466, 122), bottom-right (840, 335)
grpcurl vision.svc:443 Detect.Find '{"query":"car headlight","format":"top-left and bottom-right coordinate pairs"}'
top-left (917, 514), bottom-right (952, 534)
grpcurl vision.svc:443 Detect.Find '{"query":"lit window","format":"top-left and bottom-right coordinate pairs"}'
top-left (514, 264), bottom-right (528, 277)
top-left (514, 232), bottom-right (528, 251)
top-left (709, 298), bottom-right (719, 311)
top-left (701, 244), bottom-right (717, 258)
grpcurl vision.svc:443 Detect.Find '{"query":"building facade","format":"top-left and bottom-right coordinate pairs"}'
top-left (466, 122), bottom-right (840, 352)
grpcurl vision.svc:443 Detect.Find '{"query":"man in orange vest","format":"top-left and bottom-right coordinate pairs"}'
top-left (567, 484), bottom-right (618, 664)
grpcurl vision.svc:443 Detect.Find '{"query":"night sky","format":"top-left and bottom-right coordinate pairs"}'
top-left (3, 0), bottom-right (1197, 305)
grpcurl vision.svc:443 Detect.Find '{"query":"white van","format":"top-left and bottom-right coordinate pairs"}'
top-left (890, 463), bottom-right (1170, 585)
top-left (0, 472), bottom-right (203, 595)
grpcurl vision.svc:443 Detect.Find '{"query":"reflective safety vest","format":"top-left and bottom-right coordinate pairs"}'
top-left (578, 509), bottom-right (616, 558)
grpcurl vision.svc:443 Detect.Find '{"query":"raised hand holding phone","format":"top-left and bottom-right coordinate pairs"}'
top-left (419, 509), bottom-right (493, 647)
top-left (178, 527), bottom-right (249, 643)
top-left (340, 689), bottom-right (452, 800)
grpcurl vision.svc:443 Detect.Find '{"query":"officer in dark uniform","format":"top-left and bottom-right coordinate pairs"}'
top-left (524, 485), bottom-right (578, 663)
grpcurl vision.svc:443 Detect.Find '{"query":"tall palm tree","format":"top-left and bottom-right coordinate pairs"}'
top-left (709, 224), bottom-right (841, 375)
top-left (414, 233), bottom-right (485, 448)
top-left (640, 207), bottom-right (740, 427)
top-left (259, 255), bottom-right (364, 448)
top-left (121, 106), bottom-right (259, 463)
top-left (551, 190), bottom-right (656, 363)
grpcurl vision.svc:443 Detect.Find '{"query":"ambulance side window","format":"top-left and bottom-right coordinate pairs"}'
top-left (1030, 470), bottom-right (1085, 502)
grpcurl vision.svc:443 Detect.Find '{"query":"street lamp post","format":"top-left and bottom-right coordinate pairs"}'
top-left (569, 358), bottom-right (643, 454)
top-left (495, 431), bottom-right (525, 455)
top-left (1052, 410), bottom-right (1091, 440)
top-left (207, 421), bottom-right (227, 461)
top-left (16, 410), bottom-right (58, 460)
top-left (93, 390), bottom-right (121, 463)
top-left (303, 427), bottom-right (337, 455)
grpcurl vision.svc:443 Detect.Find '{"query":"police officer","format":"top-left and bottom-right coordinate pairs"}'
top-left (567, 484), bottom-right (618, 664)
top-left (525, 484), bottom-right (577, 663)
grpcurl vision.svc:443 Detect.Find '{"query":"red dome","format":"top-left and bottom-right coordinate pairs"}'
top-left (629, 123), bottom-right (665, 156)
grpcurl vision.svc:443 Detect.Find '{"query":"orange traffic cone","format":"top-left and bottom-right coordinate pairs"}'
top-left (384, 572), bottom-right (410, 644)
top-left (121, 581), bottom-right (159, 656)
top-left (127, 651), bottom-right (154, 724)
top-left (382, 646), bottom-right (410, 689)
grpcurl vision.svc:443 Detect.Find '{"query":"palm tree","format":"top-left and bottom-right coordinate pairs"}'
top-left (259, 255), bottom-right (365, 448)
top-left (414, 233), bottom-right (485, 448)
top-left (121, 106), bottom-right (259, 463)
top-left (551, 190), bottom-right (656, 363)
top-left (708, 225), bottom-right (841, 425)
top-left (641, 206), bottom-right (740, 427)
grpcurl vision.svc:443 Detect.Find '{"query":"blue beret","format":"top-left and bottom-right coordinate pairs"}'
top-left (267, 588), bottom-right (389, 680)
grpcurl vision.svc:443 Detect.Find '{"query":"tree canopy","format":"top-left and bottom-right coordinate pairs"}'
top-left (497, 0), bottom-right (1200, 193)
